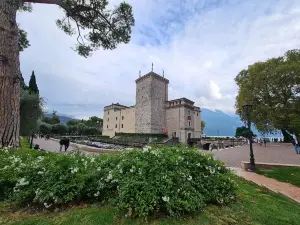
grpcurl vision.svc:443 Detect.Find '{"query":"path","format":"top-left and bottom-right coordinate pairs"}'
top-left (33, 138), bottom-right (118, 155)
top-left (211, 143), bottom-right (300, 167)
top-left (231, 167), bottom-right (300, 203)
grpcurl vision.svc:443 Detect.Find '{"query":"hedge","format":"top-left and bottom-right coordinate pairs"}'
top-left (115, 133), bottom-right (167, 138)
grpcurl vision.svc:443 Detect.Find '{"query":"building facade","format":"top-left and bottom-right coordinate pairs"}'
top-left (102, 71), bottom-right (201, 143)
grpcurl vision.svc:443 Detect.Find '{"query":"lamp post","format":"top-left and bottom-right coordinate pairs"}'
top-left (242, 102), bottom-right (255, 171)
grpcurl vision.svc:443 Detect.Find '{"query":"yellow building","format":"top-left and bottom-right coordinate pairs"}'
top-left (103, 71), bottom-right (201, 143)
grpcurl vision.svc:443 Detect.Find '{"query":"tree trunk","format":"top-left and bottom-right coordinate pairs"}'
top-left (281, 129), bottom-right (292, 143)
top-left (0, 0), bottom-right (21, 148)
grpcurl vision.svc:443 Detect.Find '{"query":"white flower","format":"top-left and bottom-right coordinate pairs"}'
top-left (44, 202), bottom-right (52, 209)
top-left (37, 156), bottom-right (44, 161)
top-left (130, 168), bottom-right (134, 173)
top-left (37, 171), bottom-right (44, 175)
top-left (18, 178), bottom-right (29, 186)
top-left (94, 191), bottom-right (100, 197)
top-left (209, 167), bottom-right (215, 174)
top-left (70, 167), bottom-right (79, 174)
top-left (196, 163), bottom-right (200, 167)
top-left (106, 172), bottom-right (113, 181)
top-left (187, 175), bottom-right (192, 181)
top-left (142, 146), bottom-right (150, 152)
top-left (97, 167), bottom-right (101, 171)
top-left (90, 157), bottom-right (95, 163)
top-left (218, 167), bottom-right (221, 170)
top-left (119, 169), bottom-right (123, 174)
top-left (162, 196), bottom-right (170, 202)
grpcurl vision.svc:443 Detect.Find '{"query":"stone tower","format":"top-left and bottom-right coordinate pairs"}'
top-left (135, 71), bottom-right (169, 133)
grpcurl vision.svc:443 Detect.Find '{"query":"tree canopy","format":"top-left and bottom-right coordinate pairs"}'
top-left (21, 0), bottom-right (135, 57)
top-left (235, 49), bottom-right (300, 141)
top-left (28, 70), bottom-right (39, 95)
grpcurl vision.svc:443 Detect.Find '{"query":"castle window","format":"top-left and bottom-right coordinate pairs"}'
top-left (107, 125), bottom-right (108, 128)
top-left (122, 116), bottom-right (124, 120)
top-left (107, 118), bottom-right (109, 122)
top-left (108, 111), bottom-right (109, 115)
top-left (188, 110), bottom-right (191, 115)
top-left (188, 121), bottom-right (191, 127)
top-left (173, 131), bottom-right (176, 137)
top-left (115, 124), bottom-right (117, 128)
top-left (122, 124), bottom-right (123, 128)
top-left (116, 117), bottom-right (117, 120)
top-left (187, 116), bottom-right (191, 120)
top-left (197, 113), bottom-right (198, 116)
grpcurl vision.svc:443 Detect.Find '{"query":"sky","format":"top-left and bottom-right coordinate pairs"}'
top-left (18, 0), bottom-right (300, 119)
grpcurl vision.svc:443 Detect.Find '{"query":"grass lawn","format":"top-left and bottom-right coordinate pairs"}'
top-left (256, 167), bottom-right (300, 187)
top-left (1, 177), bottom-right (300, 225)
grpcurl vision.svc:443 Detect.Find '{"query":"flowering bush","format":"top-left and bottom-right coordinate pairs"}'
top-left (0, 145), bottom-right (237, 217)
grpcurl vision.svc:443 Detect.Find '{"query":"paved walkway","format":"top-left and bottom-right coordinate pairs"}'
top-left (33, 138), bottom-right (118, 155)
top-left (231, 167), bottom-right (300, 203)
top-left (211, 143), bottom-right (300, 167)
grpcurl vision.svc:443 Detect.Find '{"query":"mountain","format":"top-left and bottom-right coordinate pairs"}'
top-left (201, 108), bottom-right (243, 136)
top-left (45, 113), bottom-right (77, 124)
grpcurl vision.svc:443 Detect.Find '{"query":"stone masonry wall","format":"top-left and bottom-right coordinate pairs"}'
top-left (150, 77), bottom-right (168, 133)
top-left (135, 74), bottom-right (168, 133)
top-left (135, 76), bottom-right (153, 133)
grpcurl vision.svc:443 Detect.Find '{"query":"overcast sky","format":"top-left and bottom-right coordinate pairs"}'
top-left (18, 0), bottom-right (300, 119)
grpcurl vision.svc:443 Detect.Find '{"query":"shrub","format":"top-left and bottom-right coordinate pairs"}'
top-left (116, 133), bottom-right (167, 138)
top-left (0, 146), bottom-right (237, 217)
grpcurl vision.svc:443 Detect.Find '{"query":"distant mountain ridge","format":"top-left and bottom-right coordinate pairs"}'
top-left (45, 113), bottom-right (77, 124)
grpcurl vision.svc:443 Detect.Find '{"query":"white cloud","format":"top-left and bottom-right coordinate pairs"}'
top-left (17, 0), bottom-right (300, 118)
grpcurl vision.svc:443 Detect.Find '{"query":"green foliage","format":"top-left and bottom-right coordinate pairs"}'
top-left (235, 126), bottom-right (254, 138)
top-left (37, 122), bottom-right (52, 135)
top-left (0, 146), bottom-right (236, 217)
top-left (201, 120), bottom-right (206, 133)
top-left (54, 0), bottom-right (135, 57)
top-left (18, 28), bottom-right (30, 52)
top-left (235, 49), bottom-right (300, 137)
top-left (51, 124), bottom-right (68, 135)
top-left (42, 111), bottom-right (60, 125)
top-left (116, 133), bottom-right (167, 138)
top-left (28, 71), bottom-right (39, 95)
top-left (20, 90), bottom-right (43, 136)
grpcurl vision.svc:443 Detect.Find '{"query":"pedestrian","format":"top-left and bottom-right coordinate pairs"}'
top-left (295, 136), bottom-right (300, 154)
top-left (64, 138), bottom-right (70, 152)
top-left (59, 137), bottom-right (65, 152)
top-left (263, 139), bottom-right (267, 147)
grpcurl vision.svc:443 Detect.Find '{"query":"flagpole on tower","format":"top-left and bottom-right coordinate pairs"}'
top-left (152, 62), bottom-right (153, 72)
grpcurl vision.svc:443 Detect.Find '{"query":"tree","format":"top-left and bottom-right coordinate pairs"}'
top-left (235, 49), bottom-right (300, 142)
top-left (201, 120), bottom-right (206, 134)
top-left (0, 0), bottom-right (135, 148)
top-left (38, 122), bottom-right (52, 135)
top-left (20, 89), bottom-right (43, 136)
top-left (51, 123), bottom-right (68, 135)
top-left (235, 126), bottom-right (254, 138)
top-left (28, 70), bottom-right (39, 95)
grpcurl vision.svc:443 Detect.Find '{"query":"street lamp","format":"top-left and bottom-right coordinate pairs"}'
top-left (242, 102), bottom-right (255, 171)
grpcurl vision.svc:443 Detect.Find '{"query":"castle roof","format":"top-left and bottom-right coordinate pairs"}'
top-left (135, 71), bottom-right (169, 84)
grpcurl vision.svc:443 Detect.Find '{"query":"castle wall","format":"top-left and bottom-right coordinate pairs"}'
top-left (135, 73), bottom-right (168, 133)
top-left (150, 77), bottom-right (168, 133)
top-left (135, 76), bottom-right (153, 133)
top-left (102, 105), bottom-right (135, 137)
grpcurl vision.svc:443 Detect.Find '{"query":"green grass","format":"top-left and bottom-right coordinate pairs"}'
top-left (20, 137), bottom-right (31, 151)
top-left (256, 167), bottom-right (300, 187)
top-left (1, 177), bottom-right (300, 225)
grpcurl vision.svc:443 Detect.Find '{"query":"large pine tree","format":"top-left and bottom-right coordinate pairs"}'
top-left (28, 70), bottom-right (39, 95)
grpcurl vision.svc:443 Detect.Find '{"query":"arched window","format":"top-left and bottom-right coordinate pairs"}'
top-left (187, 116), bottom-right (191, 120)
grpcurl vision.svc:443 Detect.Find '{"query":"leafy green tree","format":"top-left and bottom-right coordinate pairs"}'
top-left (20, 89), bottom-right (43, 136)
top-left (235, 49), bottom-right (300, 142)
top-left (28, 70), bottom-right (39, 95)
top-left (38, 122), bottom-right (52, 135)
top-left (51, 124), bottom-right (68, 135)
top-left (19, 29), bottom-right (30, 52)
top-left (0, 0), bottom-right (135, 148)
top-left (77, 123), bottom-right (88, 135)
top-left (201, 120), bottom-right (206, 133)
top-left (235, 126), bottom-right (254, 138)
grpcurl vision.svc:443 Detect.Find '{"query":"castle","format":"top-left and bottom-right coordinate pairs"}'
top-left (102, 71), bottom-right (201, 143)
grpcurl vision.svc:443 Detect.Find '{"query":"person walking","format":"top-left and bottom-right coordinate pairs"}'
top-left (64, 138), bottom-right (70, 152)
top-left (59, 137), bottom-right (65, 152)
top-left (263, 139), bottom-right (267, 147)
